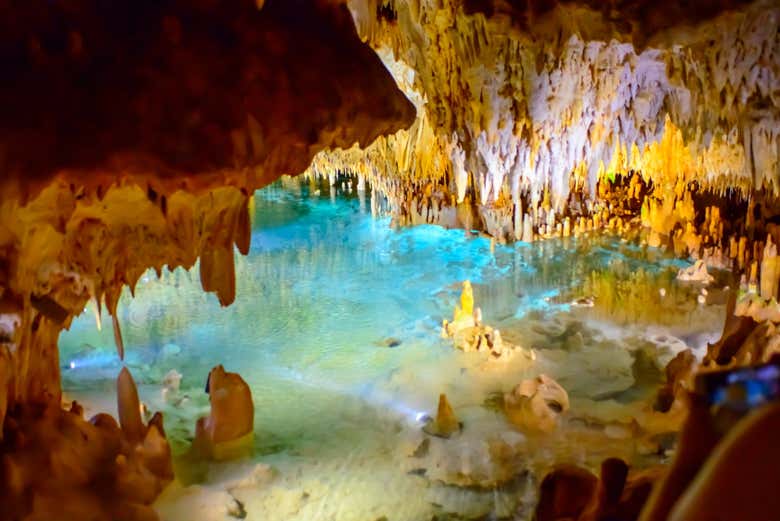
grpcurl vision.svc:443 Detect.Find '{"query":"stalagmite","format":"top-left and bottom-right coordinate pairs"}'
top-left (460, 280), bottom-right (474, 317)
top-left (422, 393), bottom-right (461, 438)
top-left (0, 367), bottom-right (173, 520)
top-left (117, 367), bottom-right (145, 445)
top-left (452, 280), bottom-right (476, 325)
top-left (194, 365), bottom-right (255, 460)
top-left (760, 234), bottom-right (780, 301)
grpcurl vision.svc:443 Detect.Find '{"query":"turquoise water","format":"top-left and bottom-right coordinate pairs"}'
top-left (59, 179), bottom-right (723, 521)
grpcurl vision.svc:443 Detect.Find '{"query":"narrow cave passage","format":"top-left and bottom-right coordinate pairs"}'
top-left (59, 177), bottom-right (727, 521)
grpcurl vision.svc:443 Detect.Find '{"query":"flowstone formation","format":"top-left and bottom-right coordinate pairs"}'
top-left (0, 1), bottom-right (413, 519)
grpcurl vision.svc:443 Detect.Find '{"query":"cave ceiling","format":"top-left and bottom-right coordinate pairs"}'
top-left (0, 0), bottom-right (415, 198)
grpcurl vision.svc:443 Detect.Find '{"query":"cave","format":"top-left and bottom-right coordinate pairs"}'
top-left (1, 0), bottom-right (780, 520)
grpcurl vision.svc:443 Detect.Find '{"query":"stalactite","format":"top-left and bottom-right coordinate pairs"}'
top-left (313, 0), bottom-right (779, 255)
top-left (0, 183), bottom-right (256, 415)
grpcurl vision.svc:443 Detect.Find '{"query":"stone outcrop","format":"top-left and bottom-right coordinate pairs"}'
top-left (504, 374), bottom-right (570, 433)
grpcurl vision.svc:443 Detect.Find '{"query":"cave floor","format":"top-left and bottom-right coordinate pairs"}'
top-left (59, 180), bottom-right (727, 521)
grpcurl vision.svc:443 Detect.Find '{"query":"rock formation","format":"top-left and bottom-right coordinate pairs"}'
top-left (194, 365), bottom-right (255, 460)
top-left (0, 1), bottom-right (414, 518)
top-left (504, 374), bottom-right (570, 433)
top-left (308, 0), bottom-right (779, 272)
top-left (442, 279), bottom-right (535, 363)
top-left (0, 367), bottom-right (173, 521)
top-left (422, 393), bottom-right (462, 438)
top-left (535, 458), bottom-right (662, 521)
top-left (1, 0), bottom-right (779, 518)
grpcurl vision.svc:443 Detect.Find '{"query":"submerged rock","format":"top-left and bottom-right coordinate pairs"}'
top-left (376, 337), bottom-right (402, 348)
top-left (677, 260), bottom-right (714, 284)
top-left (504, 374), bottom-right (570, 434)
top-left (161, 343), bottom-right (182, 358)
top-left (162, 369), bottom-right (183, 393)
